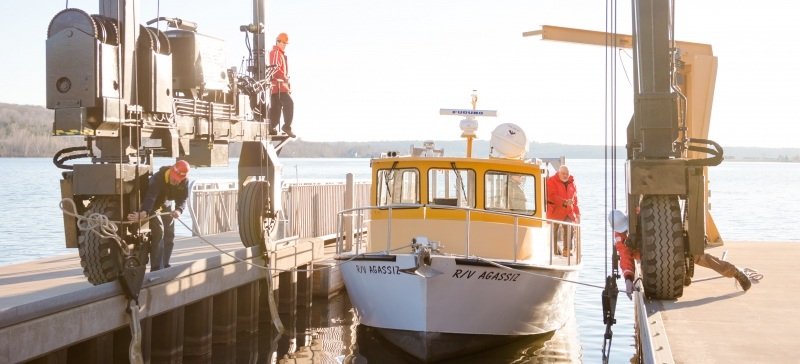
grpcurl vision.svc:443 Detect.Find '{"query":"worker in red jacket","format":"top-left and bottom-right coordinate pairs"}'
top-left (607, 209), bottom-right (752, 299)
top-left (608, 209), bottom-right (641, 299)
top-left (547, 165), bottom-right (580, 255)
top-left (268, 32), bottom-right (295, 138)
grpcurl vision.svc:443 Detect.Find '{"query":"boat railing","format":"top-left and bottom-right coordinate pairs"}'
top-left (335, 204), bottom-right (581, 266)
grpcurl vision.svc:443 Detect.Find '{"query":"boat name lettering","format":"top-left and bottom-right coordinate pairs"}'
top-left (452, 269), bottom-right (520, 282)
top-left (452, 269), bottom-right (477, 279)
top-left (478, 270), bottom-right (520, 281)
top-left (355, 264), bottom-right (400, 275)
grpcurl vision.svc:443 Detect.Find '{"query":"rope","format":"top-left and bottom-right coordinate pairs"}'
top-left (60, 198), bottom-right (129, 255)
top-left (264, 265), bottom-right (285, 334)
top-left (63, 196), bottom-right (604, 292)
top-left (735, 267), bottom-right (763, 291)
top-left (127, 301), bottom-right (144, 364)
top-left (175, 216), bottom-right (604, 290)
top-left (743, 267), bottom-right (763, 281)
top-left (59, 198), bottom-right (173, 256)
top-left (174, 216), bottom-right (412, 274)
top-left (474, 256), bottom-right (605, 290)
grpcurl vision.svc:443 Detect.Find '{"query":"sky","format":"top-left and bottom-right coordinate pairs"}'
top-left (1, 1), bottom-right (797, 148)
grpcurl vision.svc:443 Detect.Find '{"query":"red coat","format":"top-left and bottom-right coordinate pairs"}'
top-left (546, 174), bottom-right (580, 221)
top-left (614, 231), bottom-right (640, 281)
top-left (269, 45), bottom-right (290, 94)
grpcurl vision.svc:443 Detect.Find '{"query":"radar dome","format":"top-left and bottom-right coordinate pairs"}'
top-left (490, 123), bottom-right (528, 159)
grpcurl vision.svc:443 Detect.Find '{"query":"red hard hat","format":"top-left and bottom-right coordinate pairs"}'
top-left (171, 160), bottom-right (190, 181)
top-left (276, 32), bottom-right (289, 44)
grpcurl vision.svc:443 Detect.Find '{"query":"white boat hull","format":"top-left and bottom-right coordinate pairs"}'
top-left (338, 253), bottom-right (579, 359)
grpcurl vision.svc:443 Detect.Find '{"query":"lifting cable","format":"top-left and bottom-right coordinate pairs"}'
top-left (125, 3), bottom-right (147, 363)
top-left (601, 0), bottom-right (621, 362)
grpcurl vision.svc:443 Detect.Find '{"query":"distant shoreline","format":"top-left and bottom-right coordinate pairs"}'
top-left (1, 102), bottom-right (798, 160)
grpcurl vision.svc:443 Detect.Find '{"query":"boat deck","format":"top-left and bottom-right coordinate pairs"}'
top-left (644, 241), bottom-right (800, 363)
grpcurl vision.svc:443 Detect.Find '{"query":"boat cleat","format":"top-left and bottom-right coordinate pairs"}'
top-left (400, 237), bottom-right (444, 278)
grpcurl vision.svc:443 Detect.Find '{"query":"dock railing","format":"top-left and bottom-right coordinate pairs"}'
top-left (187, 180), bottom-right (239, 236)
top-left (187, 177), bottom-right (371, 239)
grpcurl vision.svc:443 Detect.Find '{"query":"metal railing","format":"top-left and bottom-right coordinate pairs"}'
top-left (283, 181), bottom-right (371, 239)
top-left (187, 178), bottom-right (371, 238)
top-left (187, 180), bottom-right (239, 236)
top-left (335, 204), bottom-right (582, 265)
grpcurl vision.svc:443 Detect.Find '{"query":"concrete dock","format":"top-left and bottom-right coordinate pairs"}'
top-left (644, 241), bottom-right (800, 363)
top-left (0, 231), bottom-right (324, 363)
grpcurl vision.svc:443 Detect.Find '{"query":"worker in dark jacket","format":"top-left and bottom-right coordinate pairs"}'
top-left (128, 160), bottom-right (190, 271)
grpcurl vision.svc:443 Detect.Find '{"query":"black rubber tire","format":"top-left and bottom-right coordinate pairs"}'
top-left (640, 195), bottom-right (685, 299)
top-left (238, 180), bottom-right (271, 249)
top-left (78, 197), bottom-right (122, 285)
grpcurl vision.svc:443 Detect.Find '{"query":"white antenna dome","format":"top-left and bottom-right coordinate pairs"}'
top-left (490, 123), bottom-right (528, 159)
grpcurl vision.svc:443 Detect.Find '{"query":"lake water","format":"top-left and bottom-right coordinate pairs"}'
top-left (1, 157), bottom-right (797, 363)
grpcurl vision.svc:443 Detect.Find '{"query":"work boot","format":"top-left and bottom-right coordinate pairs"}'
top-left (734, 269), bottom-right (752, 292)
top-left (282, 126), bottom-right (296, 138)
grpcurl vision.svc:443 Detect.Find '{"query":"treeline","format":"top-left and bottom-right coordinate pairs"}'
top-left (2, 102), bottom-right (799, 161)
top-left (0, 102), bottom-right (421, 159)
top-left (0, 103), bottom-right (76, 157)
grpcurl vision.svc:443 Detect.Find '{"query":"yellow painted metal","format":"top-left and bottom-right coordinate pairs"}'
top-left (523, 25), bottom-right (712, 56)
top-left (368, 155), bottom-right (550, 258)
top-left (525, 25), bottom-right (723, 243)
top-left (370, 156), bottom-right (544, 214)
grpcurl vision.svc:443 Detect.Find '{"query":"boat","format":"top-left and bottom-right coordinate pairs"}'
top-left (334, 94), bottom-right (583, 362)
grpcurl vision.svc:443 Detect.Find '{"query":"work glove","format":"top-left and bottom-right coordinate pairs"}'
top-left (625, 279), bottom-right (635, 300)
top-left (127, 211), bottom-right (147, 221)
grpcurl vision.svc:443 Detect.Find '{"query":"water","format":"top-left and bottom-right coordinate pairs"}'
top-left (1, 157), bottom-right (798, 363)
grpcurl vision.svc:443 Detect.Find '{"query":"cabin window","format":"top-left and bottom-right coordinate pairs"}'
top-left (485, 171), bottom-right (535, 215)
top-left (427, 168), bottom-right (475, 208)
top-left (376, 168), bottom-right (419, 206)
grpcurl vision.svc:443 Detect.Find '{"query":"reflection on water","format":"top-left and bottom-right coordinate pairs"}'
top-left (351, 316), bottom-right (581, 363)
top-left (241, 291), bottom-right (583, 364)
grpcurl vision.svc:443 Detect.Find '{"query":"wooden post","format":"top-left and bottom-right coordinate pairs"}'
top-left (212, 290), bottom-right (237, 345)
top-left (184, 298), bottom-right (213, 360)
top-left (237, 282), bottom-right (260, 335)
top-left (278, 270), bottom-right (297, 314)
top-left (344, 173), bottom-right (354, 252)
top-left (297, 263), bottom-right (313, 306)
top-left (65, 332), bottom-right (112, 363)
top-left (150, 308), bottom-right (185, 363)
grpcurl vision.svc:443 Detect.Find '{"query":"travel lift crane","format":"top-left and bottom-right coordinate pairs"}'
top-left (526, 0), bottom-right (724, 361)
top-left (46, 0), bottom-right (290, 302)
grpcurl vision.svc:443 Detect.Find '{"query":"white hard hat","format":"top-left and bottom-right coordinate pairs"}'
top-left (608, 210), bottom-right (628, 233)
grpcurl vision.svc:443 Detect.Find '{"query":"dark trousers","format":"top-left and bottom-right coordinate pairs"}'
top-left (269, 92), bottom-right (294, 131)
top-left (148, 208), bottom-right (175, 271)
